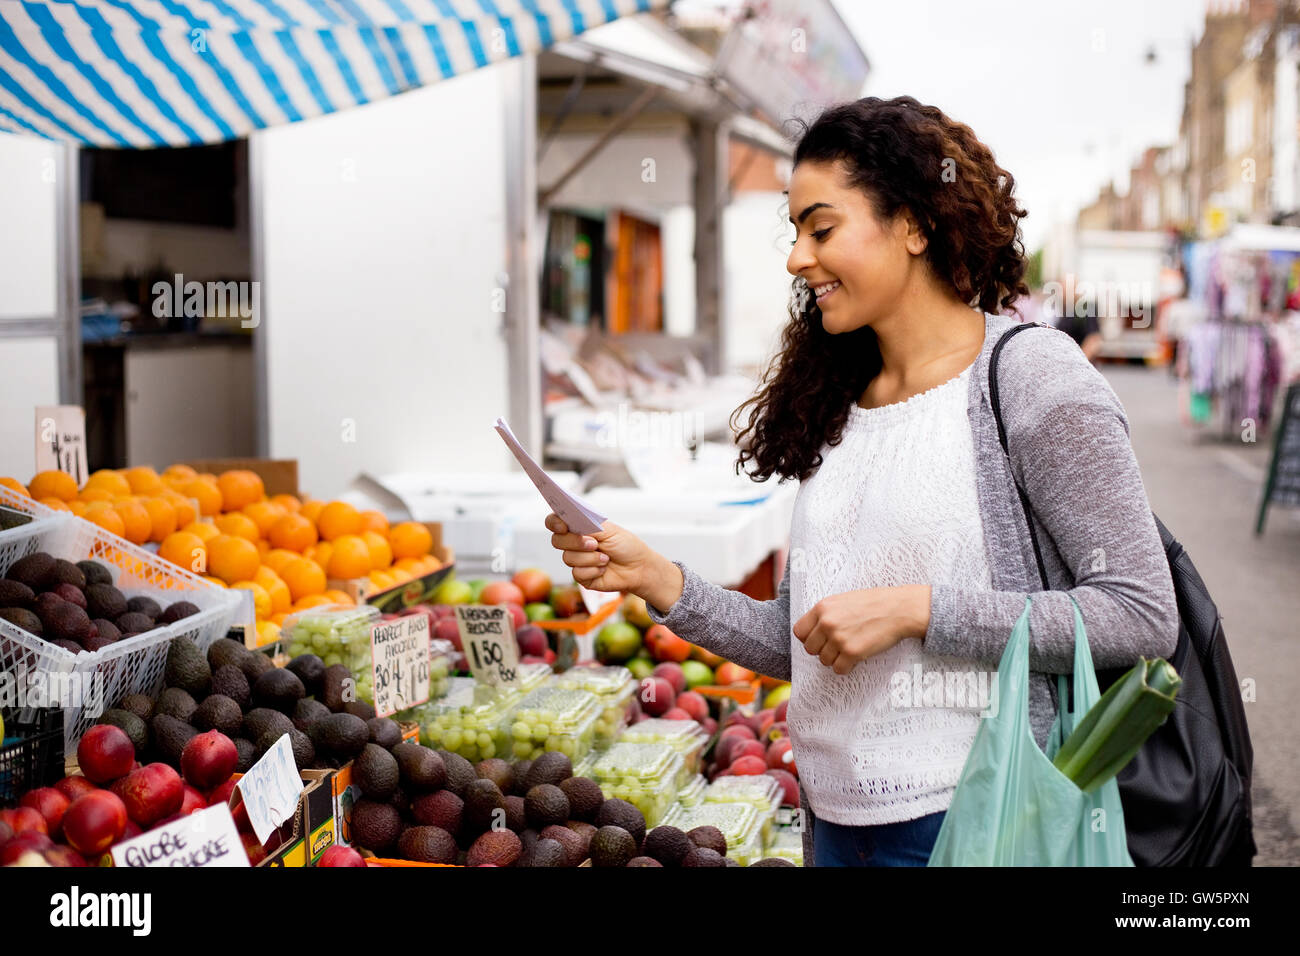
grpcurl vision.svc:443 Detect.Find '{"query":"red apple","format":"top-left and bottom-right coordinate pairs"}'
top-left (434, 616), bottom-right (462, 651)
top-left (731, 739), bottom-right (766, 764)
top-left (715, 662), bottom-right (756, 686)
top-left (120, 763), bottom-right (184, 828)
top-left (766, 737), bottom-right (795, 772)
top-left (766, 720), bottom-right (790, 743)
top-left (0, 820), bottom-right (12, 848)
top-left (719, 723), bottom-right (757, 742)
top-left (690, 644), bottom-right (726, 668)
top-left (0, 806), bottom-right (48, 836)
top-left (207, 779), bottom-right (237, 807)
top-left (661, 707), bottom-right (693, 721)
top-left (54, 775), bottom-right (98, 803)
top-left (757, 707), bottom-right (776, 739)
top-left (503, 602), bottom-right (527, 632)
top-left (43, 845), bottom-right (88, 867)
top-left (317, 845), bottom-right (366, 867)
top-left (542, 648), bottom-right (556, 665)
top-left (647, 626), bottom-right (691, 663)
top-left (179, 785), bottom-right (207, 816)
top-left (480, 581), bottom-right (525, 607)
top-left (774, 700), bottom-right (788, 723)
top-left (550, 585), bottom-right (582, 619)
top-left (675, 691), bottom-right (709, 723)
top-left (62, 791), bottom-right (128, 856)
top-left (19, 787), bottom-right (70, 839)
top-left (729, 755), bottom-right (767, 775)
top-left (651, 662), bottom-right (685, 696)
top-left (767, 768), bottom-right (800, 805)
top-left (0, 830), bottom-right (53, 864)
top-left (180, 731), bottom-right (238, 789)
top-left (240, 829), bottom-right (266, 865)
top-left (701, 716), bottom-right (718, 736)
top-left (511, 568), bottom-right (552, 605)
top-left (118, 819), bottom-right (142, 843)
top-left (430, 604), bottom-right (456, 620)
top-left (76, 725), bottom-right (136, 784)
top-left (516, 625), bottom-right (548, 658)
top-left (715, 735), bottom-right (748, 770)
top-left (639, 676), bottom-right (676, 716)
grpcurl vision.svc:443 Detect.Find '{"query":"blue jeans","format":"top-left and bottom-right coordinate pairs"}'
top-left (812, 811), bottom-right (947, 867)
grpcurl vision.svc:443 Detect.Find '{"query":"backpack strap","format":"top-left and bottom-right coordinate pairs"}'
top-left (989, 321), bottom-right (1052, 591)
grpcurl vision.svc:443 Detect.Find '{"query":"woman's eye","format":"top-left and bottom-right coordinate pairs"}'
top-left (812, 228), bottom-right (831, 241)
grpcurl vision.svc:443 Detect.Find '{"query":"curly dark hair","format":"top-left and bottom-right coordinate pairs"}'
top-left (731, 96), bottom-right (1029, 483)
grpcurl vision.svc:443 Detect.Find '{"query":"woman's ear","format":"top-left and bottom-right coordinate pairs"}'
top-left (900, 209), bottom-right (929, 256)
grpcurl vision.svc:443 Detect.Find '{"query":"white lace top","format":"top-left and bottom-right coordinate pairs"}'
top-left (787, 363), bottom-right (995, 826)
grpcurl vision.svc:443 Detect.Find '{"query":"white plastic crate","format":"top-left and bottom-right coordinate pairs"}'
top-left (0, 484), bottom-right (61, 550)
top-left (0, 512), bottom-right (242, 750)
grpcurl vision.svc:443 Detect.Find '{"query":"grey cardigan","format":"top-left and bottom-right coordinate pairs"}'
top-left (645, 310), bottom-right (1180, 862)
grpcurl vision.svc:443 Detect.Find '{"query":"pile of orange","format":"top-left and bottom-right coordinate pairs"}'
top-left (3, 465), bottom-right (443, 647)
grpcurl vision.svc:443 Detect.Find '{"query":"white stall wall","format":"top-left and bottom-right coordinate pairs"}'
top-left (724, 192), bottom-right (793, 374)
top-left (255, 68), bottom-right (515, 500)
top-left (0, 339), bottom-right (59, 479)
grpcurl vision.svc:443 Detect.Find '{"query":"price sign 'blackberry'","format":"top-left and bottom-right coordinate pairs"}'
top-left (455, 604), bottom-right (521, 688)
top-left (370, 613), bottom-right (431, 718)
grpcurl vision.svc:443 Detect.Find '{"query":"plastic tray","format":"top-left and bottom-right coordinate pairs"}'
top-left (282, 605), bottom-right (382, 704)
top-left (675, 773), bottom-right (707, 808)
top-left (414, 677), bottom-right (527, 762)
top-left (588, 742), bottom-right (684, 827)
top-left (763, 826), bottom-right (804, 866)
top-left (507, 686), bottom-right (601, 762)
top-left (661, 802), bottom-right (764, 865)
top-left (551, 665), bottom-right (637, 749)
top-left (618, 718), bottom-right (708, 780)
top-left (704, 774), bottom-right (781, 845)
top-left (0, 512), bottom-right (242, 750)
top-left (0, 709), bottom-right (63, 806)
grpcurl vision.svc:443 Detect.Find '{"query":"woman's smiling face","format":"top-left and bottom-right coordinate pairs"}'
top-left (786, 159), bottom-right (920, 334)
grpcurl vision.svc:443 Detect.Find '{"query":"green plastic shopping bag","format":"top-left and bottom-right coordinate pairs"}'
top-left (928, 596), bottom-right (1134, 866)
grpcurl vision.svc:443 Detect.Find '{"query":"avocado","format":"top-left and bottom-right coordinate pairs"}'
top-left (253, 667), bottom-right (305, 713)
top-left (539, 824), bottom-right (586, 866)
top-left (595, 798), bottom-right (646, 848)
top-left (84, 584), bottom-right (127, 621)
top-left (158, 601), bottom-right (199, 624)
top-left (462, 779), bottom-right (506, 833)
top-left (397, 825), bottom-right (459, 864)
top-left (367, 717), bottom-right (402, 750)
top-left (150, 713), bottom-right (197, 764)
top-left (257, 727), bottom-right (314, 769)
top-left (387, 742), bottom-right (447, 791)
top-left (565, 820), bottom-right (597, 859)
top-left (311, 712), bottom-right (368, 759)
top-left (6, 552), bottom-right (55, 590)
top-left (164, 636), bottom-right (210, 697)
top-left (0, 580), bottom-right (35, 607)
top-left (77, 560), bottom-right (113, 588)
top-left (92, 619), bottom-right (122, 643)
top-left (523, 751), bottom-right (572, 790)
top-left (589, 826), bottom-right (637, 867)
top-left (233, 738), bottom-right (258, 772)
top-left (499, 794), bottom-right (525, 832)
top-left (285, 654), bottom-right (325, 697)
top-left (750, 857), bottom-right (795, 866)
top-left (155, 687), bottom-right (198, 723)
top-left (242, 707), bottom-right (295, 743)
top-left (114, 612), bottom-right (156, 634)
top-left (119, 693), bottom-right (154, 721)
top-left (681, 846), bottom-right (728, 867)
top-left (351, 799), bottom-right (403, 852)
top-left (125, 596), bottom-right (161, 620)
top-left (466, 829), bottom-right (522, 867)
top-left (559, 776), bottom-right (604, 822)
top-left (475, 757), bottom-right (514, 793)
top-left (627, 856), bottom-right (664, 867)
top-left (520, 837), bottom-right (567, 868)
top-left (49, 559), bottom-right (86, 590)
top-left (293, 698), bottom-right (331, 733)
top-left (321, 664), bottom-right (352, 712)
top-left (98, 709), bottom-right (147, 754)
top-left (44, 601), bottom-right (93, 643)
top-left (343, 700), bottom-right (376, 721)
top-left (524, 785), bottom-right (570, 829)
top-left (412, 790), bottom-right (463, 835)
top-left (193, 694), bottom-right (243, 736)
top-left (643, 825), bottom-right (693, 866)
top-left (510, 760), bottom-right (533, 796)
top-left (206, 637), bottom-right (249, 673)
top-left (210, 665), bottom-right (251, 709)
top-left (239, 650), bottom-right (275, 683)
top-left (435, 750), bottom-right (475, 797)
top-left (0, 607), bottom-right (42, 636)
top-left (354, 744), bottom-right (400, 799)
top-left (52, 639), bottom-right (82, 654)
top-left (687, 825), bottom-right (727, 856)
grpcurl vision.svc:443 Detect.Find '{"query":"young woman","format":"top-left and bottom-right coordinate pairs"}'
top-left (543, 96), bottom-right (1179, 867)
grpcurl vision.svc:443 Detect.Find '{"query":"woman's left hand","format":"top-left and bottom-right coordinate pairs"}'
top-left (792, 585), bottom-right (932, 675)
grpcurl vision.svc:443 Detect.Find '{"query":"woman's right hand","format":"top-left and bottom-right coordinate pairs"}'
top-left (544, 513), bottom-right (682, 611)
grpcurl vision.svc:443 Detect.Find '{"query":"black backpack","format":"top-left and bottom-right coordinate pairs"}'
top-left (990, 321), bottom-right (1256, 866)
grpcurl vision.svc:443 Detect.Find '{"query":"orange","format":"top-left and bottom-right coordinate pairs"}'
top-left (306, 541), bottom-right (332, 572)
top-left (256, 539), bottom-right (270, 558)
top-left (113, 499), bottom-right (152, 545)
top-left (270, 612), bottom-right (290, 627)
top-left (282, 557), bottom-right (326, 602)
top-left (358, 510), bottom-right (390, 535)
top-left (316, 501), bottom-right (362, 541)
top-left (183, 477), bottom-right (223, 516)
top-left (231, 580), bottom-right (272, 619)
top-left (159, 531), bottom-right (208, 574)
top-left (78, 487), bottom-right (112, 503)
top-left (326, 535), bottom-right (372, 580)
top-left (83, 503), bottom-right (125, 537)
top-left (84, 469), bottom-right (131, 497)
top-left (389, 522), bottom-right (432, 559)
top-left (368, 570), bottom-right (396, 591)
top-left (181, 520), bottom-right (220, 543)
top-left (243, 500), bottom-right (286, 537)
top-left (362, 530), bottom-right (393, 570)
top-left (256, 621), bottom-right (281, 646)
top-left (0, 477), bottom-right (30, 498)
top-left (388, 567), bottom-right (413, 584)
top-left (68, 500), bottom-right (88, 517)
top-left (122, 466), bottom-right (163, 495)
top-left (161, 490), bottom-right (197, 527)
top-left (299, 499), bottom-right (325, 523)
top-left (217, 470), bottom-right (265, 512)
top-left (141, 497), bottom-right (178, 542)
top-left (255, 566), bottom-right (292, 614)
top-left (162, 464), bottom-right (198, 482)
top-left (214, 512), bottom-right (259, 542)
top-left (293, 594), bottom-right (335, 612)
top-left (38, 497), bottom-right (71, 512)
top-left (270, 494), bottom-right (301, 514)
top-left (322, 589), bottom-right (356, 607)
top-left (207, 534), bottom-right (260, 584)
top-left (263, 548), bottom-right (301, 576)
top-left (392, 558), bottom-right (422, 575)
top-left (28, 470), bottom-right (77, 501)
top-left (268, 513), bottom-right (317, 552)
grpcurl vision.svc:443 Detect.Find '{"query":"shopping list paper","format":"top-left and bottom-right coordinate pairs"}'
top-left (493, 417), bottom-right (607, 534)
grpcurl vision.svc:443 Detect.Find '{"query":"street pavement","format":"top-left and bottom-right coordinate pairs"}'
top-left (1103, 364), bottom-right (1300, 867)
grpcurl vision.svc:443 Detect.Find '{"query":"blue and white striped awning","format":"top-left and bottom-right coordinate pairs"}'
top-left (0, 0), bottom-right (664, 147)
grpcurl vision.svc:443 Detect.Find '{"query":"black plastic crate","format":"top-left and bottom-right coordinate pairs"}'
top-left (0, 709), bottom-right (65, 807)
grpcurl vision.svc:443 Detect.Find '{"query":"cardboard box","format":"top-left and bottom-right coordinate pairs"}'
top-left (229, 768), bottom-right (340, 867)
top-left (328, 531), bottom-right (456, 613)
top-left (178, 458), bottom-right (299, 497)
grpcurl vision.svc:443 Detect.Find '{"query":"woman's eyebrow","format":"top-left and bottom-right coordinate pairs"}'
top-left (789, 202), bottom-right (834, 225)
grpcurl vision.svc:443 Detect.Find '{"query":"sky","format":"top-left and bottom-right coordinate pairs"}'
top-left (833, 0), bottom-right (1210, 252)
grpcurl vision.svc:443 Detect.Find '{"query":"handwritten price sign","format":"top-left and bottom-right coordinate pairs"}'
top-left (370, 613), bottom-right (431, 718)
top-left (110, 804), bottom-right (247, 868)
top-left (454, 605), bottom-right (520, 688)
top-left (236, 733), bottom-right (304, 844)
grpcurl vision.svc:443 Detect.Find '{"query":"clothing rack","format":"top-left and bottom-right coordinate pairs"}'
top-left (1179, 318), bottom-right (1283, 440)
